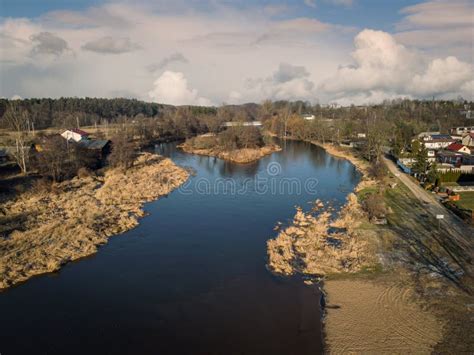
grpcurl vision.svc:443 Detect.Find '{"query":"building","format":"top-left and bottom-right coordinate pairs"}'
top-left (446, 143), bottom-right (471, 155)
top-left (223, 121), bottom-right (262, 127)
top-left (450, 126), bottom-right (474, 135)
top-left (462, 132), bottom-right (474, 147)
top-left (437, 150), bottom-right (464, 167)
top-left (418, 131), bottom-right (440, 140)
top-left (61, 128), bottom-right (90, 142)
top-left (78, 139), bottom-right (111, 161)
top-left (422, 134), bottom-right (455, 150)
top-left (301, 114), bottom-right (315, 120)
top-left (427, 149), bottom-right (436, 162)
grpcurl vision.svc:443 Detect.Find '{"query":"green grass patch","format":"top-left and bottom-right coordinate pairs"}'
top-left (356, 186), bottom-right (379, 201)
top-left (454, 192), bottom-right (474, 211)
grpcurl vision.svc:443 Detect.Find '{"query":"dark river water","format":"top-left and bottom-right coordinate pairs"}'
top-left (0, 140), bottom-right (359, 355)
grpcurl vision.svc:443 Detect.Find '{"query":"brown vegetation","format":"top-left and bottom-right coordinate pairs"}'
top-left (0, 153), bottom-right (188, 290)
top-left (267, 194), bottom-right (378, 276)
top-left (179, 128), bottom-right (281, 163)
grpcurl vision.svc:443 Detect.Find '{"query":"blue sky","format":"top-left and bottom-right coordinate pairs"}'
top-left (1, 0), bottom-right (472, 104)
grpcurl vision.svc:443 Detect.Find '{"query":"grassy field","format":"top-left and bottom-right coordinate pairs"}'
top-left (455, 191), bottom-right (474, 211)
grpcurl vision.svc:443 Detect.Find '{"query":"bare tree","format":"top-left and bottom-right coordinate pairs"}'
top-left (3, 102), bottom-right (31, 174)
top-left (108, 131), bottom-right (135, 169)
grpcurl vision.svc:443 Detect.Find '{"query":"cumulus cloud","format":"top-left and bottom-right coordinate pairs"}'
top-left (244, 63), bottom-right (316, 101)
top-left (148, 52), bottom-right (188, 72)
top-left (82, 36), bottom-right (141, 54)
top-left (148, 71), bottom-right (212, 106)
top-left (30, 32), bottom-right (69, 56)
top-left (320, 29), bottom-right (473, 103)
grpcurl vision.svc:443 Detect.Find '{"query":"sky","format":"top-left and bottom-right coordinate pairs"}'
top-left (0, 0), bottom-right (472, 106)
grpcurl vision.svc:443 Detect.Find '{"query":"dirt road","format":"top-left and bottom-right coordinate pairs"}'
top-left (384, 157), bottom-right (473, 245)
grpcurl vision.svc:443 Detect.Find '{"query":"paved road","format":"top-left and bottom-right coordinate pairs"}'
top-left (383, 157), bottom-right (473, 245)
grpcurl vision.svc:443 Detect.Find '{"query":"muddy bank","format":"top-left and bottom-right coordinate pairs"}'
top-left (179, 142), bottom-right (281, 164)
top-left (0, 153), bottom-right (188, 290)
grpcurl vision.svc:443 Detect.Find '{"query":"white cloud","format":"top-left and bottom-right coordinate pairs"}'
top-left (395, 0), bottom-right (473, 61)
top-left (244, 63), bottom-right (316, 102)
top-left (320, 29), bottom-right (473, 103)
top-left (0, 1), bottom-right (470, 105)
top-left (148, 71), bottom-right (212, 106)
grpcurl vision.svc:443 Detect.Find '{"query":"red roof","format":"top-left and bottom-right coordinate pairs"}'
top-left (447, 143), bottom-right (465, 152)
top-left (70, 128), bottom-right (90, 136)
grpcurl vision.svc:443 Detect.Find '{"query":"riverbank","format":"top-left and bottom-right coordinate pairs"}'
top-left (266, 140), bottom-right (464, 353)
top-left (179, 142), bottom-right (281, 164)
top-left (0, 153), bottom-right (188, 290)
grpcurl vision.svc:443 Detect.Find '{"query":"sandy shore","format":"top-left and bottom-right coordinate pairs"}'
top-left (179, 143), bottom-right (282, 164)
top-left (0, 153), bottom-right (188, 290)
top-left (324, 279), bottom-right (443, 354)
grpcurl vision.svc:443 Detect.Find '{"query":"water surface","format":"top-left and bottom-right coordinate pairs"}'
top-left (0, 140), bottom-right (359, 354)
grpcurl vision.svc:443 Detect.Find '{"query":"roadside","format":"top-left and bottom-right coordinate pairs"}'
top-left (0, 153), bottom-right (189, 290)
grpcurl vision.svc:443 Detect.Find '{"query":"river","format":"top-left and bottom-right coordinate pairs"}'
top-left (0, 139), bottom-right (360, 355)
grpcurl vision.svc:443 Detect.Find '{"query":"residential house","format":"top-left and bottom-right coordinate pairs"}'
top-left (422, 134), bottom-right (455, 150)
top-left (61, 128), bottom-right (90, 142)
top-left (427, 149), bottom-right (436, 162)
top-left (446, 143), bottom-right (471, 155)
top-left (418, 131), bottom-right (440, 140)
top-left (437, 150), bottom-right (464, 167)
top-left (78, 139), bottom-right (111, 161)
top-left (301, 113), bottom-right (315, 120)
top-left (450, 126), bottom-right (474, 136)
top-left (462, 132), bottom-right (474, 147)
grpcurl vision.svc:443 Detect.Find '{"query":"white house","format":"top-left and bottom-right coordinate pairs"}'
top-left (418, 131), bottom-right (440, 140)
top-left (462, 132), bottom-right (474, 147)
top-left (422, 134), bottom-right (455, 150)
top-left (450, 126), bottom-right (474, 135)
top-left (222, 121), bottom-right (262, 127)
top-left (301, 114), bottom-right (315, 120)
top-left (427, 149), bottom-right (436, 162)
top-left (61, 128), bottom-right (90, 142)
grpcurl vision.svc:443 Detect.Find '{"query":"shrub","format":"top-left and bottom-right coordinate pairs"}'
top-left (363, 193), bottom-right (387, 219)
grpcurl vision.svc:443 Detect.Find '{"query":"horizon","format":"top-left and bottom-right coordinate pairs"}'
top-left (1, 0), bottom-right (473, 106)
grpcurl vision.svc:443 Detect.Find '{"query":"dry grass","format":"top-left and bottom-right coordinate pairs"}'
top-left (0, 153), bottom-right (188, 290)
top-left (179, 142), bottom-right (281, 164)
top-left (267, 194), bottom-right (379, 276)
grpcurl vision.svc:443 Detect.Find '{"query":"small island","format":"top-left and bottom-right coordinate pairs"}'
top-left (178, 124), bottom-right (281, 163)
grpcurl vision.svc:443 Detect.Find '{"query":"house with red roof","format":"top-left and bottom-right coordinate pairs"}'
top-left (446, 142), bottom-right (471, 155)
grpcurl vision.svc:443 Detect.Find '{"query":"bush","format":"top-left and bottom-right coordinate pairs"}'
top-left (363, 193), bottom-right (387, 219)
top-left (369, 160), bottom-right (387, 180)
